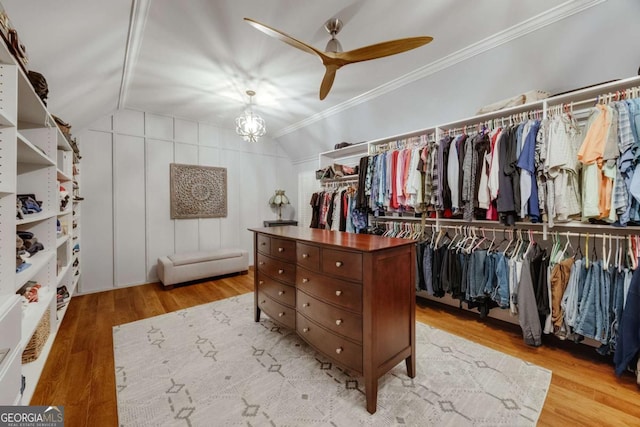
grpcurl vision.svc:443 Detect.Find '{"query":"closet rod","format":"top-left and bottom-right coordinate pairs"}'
top-left (547, 85), bottom-right (640, 110)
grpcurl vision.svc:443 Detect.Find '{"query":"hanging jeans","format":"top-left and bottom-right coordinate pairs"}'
top-left (422, 244), bottom-right (434, 295)
top-left (614, 264), bottom-right (640, 376)
top-left (491, 253), bottom-right (510, 308)
top-left (576, 261), bottom-right (605, 341)
top-left (468, 250), bottom-right (487, 300)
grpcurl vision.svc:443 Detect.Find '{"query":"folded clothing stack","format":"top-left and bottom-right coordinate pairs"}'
top-left (16, 231), bottom-right (45, 272)
top-left (17, 194), bottom-right (42, 216)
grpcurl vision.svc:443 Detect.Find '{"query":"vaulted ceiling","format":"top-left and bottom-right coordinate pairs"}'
top-left (2, 0), bottom-right (589, 138)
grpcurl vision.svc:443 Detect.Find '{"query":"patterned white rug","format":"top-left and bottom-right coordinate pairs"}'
top-left (113, 293), bottom-right (551, 426)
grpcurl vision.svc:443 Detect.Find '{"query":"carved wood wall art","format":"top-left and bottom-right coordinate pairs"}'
top-left (170, 163), bottom-right (227, 219)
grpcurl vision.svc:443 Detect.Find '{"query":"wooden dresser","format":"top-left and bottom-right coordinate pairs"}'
top-left (250, 226), bottom-right (416, 414)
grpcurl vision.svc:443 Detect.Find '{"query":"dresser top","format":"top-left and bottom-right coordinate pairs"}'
top-left (249, 226), bottom-right (415, 252)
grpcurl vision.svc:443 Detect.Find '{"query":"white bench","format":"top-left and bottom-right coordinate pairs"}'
top-left (157, 249), bottom-right (249, 289)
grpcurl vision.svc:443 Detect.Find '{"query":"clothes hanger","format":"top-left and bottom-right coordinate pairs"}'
top-left (523, 229), bottom-right (535, 259)
top-left (585, 233), bottom-right (590, 269)
top-left (558, 231), bottom-right (572, 261)
top-left (616, 233), bottom-right (621, 272)
top-left (591, 233), bottom-right (598, 264)
top-left (574, 233), bottom-right (583, 261)
top-left (604, 234), bottom-right (612, 270)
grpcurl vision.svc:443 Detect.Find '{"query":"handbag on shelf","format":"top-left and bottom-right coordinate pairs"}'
top-left (27, 71), bottom-right (48, 105)
top-left (7, 28), bottom-right (28, 72)
top-left (53, 115), bottom-right (71, 135)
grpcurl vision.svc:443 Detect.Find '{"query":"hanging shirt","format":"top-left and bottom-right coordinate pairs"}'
top-left (448, 135), bottom-right (461, 211)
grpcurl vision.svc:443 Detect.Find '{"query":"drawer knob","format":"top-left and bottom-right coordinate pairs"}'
top-left (259, 261), bottom-right (265, 266)
top-left (261, 242), bottom-right (266, 246)
top-left (278, 290), bottom-right (284, 296)
top-left (302, 303), bottom-right (309, 308)
top-left (302, 327), bottom-right (309, 333)
top-left (278, 312), bottom-right (285, 317)
top-left (335, 319), bottom-right (343, 326)
top-left (302, 278), bottom-right (309, 283)
top-left (278, 269), bottom-right (284, 274)
top-left (302, 253), bottom-right (309, 259)
top-left (335, 261), bottom-right (343, 267)
top-left (335, 290), bottom-right (342, 296)
top-left (261, 300), bottom-right (266, 304)
top-left (278, 247), bottom-right (284, 252)
top-left (335, 347), bottom-right (343, 354)
top-left (259, 280), bottom-right (264, 285)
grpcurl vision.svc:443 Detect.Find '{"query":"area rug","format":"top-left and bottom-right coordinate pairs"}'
top-left (113, 293), bottom-right (551, 426)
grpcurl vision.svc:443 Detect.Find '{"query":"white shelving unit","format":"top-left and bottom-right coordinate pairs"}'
top-left (0, 29), bottom-right (78, 405)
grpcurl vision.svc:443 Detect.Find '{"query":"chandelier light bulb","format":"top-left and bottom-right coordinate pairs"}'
top-left (235, 90), bottom-right (266, 143)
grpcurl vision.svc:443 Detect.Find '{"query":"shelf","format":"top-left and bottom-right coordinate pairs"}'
top-left (56, 264), bottom-right (71, 286)
top-left (57, 169), bottom-right (72, 182)
top-left (373, 215), bottom-right (423, 222)
top-left (57, 207), bottom-right (73, 217)
top-left (56, 276), bottom-right (77, 325)
top-left (15, 250), bottom-right (55, 292)
top-left (0, 345), bottom-right (22, 406)
top-left (56, 234), bottom-right (69, 248)
top-left (56, 128), bottom-right (72, 152)
top-left (319, 175), bottom-right (359, 183)
top-left (16, 66), bottom-right (50, 128)
top-left (319, 142), bottom-right (369, 159)
top-left (20, 330), bottom-right (55, 405)
top-left (0, 108), bottom-right (14, 127)
top-left (17, 133), bottom-right (55, 166)
top-left (16, 209), bottom-right (56, 226)
top-left (20, 287), bottom-right (53, 350)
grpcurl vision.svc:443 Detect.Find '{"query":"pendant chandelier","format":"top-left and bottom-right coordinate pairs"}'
top-left (235, 90), bottom-right (266, 143)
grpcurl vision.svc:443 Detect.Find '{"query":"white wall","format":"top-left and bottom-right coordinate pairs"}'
top-left (276, 0), bottom-right (640, 164)
top-left (78, 109), bottom-right (296, 293)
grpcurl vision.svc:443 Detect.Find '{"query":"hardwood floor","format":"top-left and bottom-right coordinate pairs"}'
top-left (32, 270), bottom-right (639, 426)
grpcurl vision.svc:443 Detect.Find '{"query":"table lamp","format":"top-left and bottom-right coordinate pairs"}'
top-left (268, 189), bottom-right (290, 220)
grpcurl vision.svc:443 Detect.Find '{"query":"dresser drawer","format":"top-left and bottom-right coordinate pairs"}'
top-left (297, 291), bottom-right (362, 342)
top-left (256, 253), bottom-right (296, 284)
top-left (297, 243), bottom-right (320, 272)
top-left (271, 238), bottom-right (296, 262)
top-left (258, 292), bottom-right (295, 329)
top-left (322, 248), bottom-right (362, 281)
top-left (257, 234), bottom-right (271, 255)
top-left (296, 313), bottom-right (362, 373)
top-left (296, 266), bottom-right (362, 313)
top-left (257, 274), bottom-right (295, 307)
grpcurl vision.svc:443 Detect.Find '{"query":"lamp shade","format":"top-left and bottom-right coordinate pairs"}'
top-left (268, 189), bottom-right (289, 206)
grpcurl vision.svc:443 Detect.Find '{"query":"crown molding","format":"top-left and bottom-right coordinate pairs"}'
top-left (272, 0), bottom-right (606, 139)
top-left (118, 0), bottom-right (151, 109)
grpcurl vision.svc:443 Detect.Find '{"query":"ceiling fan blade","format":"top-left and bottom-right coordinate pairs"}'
top-left (319, 65), bottom-right (339, 100)
top-left (244, 18), bottom-right (325, 59)
top-left (337, 36), bottom-right (433, 64)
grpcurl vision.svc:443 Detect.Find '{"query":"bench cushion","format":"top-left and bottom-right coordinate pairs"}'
top-left (168, 249), bottom-right (245, 266)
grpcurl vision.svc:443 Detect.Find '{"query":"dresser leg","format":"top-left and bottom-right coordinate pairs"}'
top-left (254, 291), bottom-right (261, 322)
top-left (405, 354), bottom-right (416, 378)
top-left (365, 377), bottom-right (378, 414)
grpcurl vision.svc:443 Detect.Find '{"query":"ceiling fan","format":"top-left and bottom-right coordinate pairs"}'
top-left (244, 17), bottom-right (433, 100)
